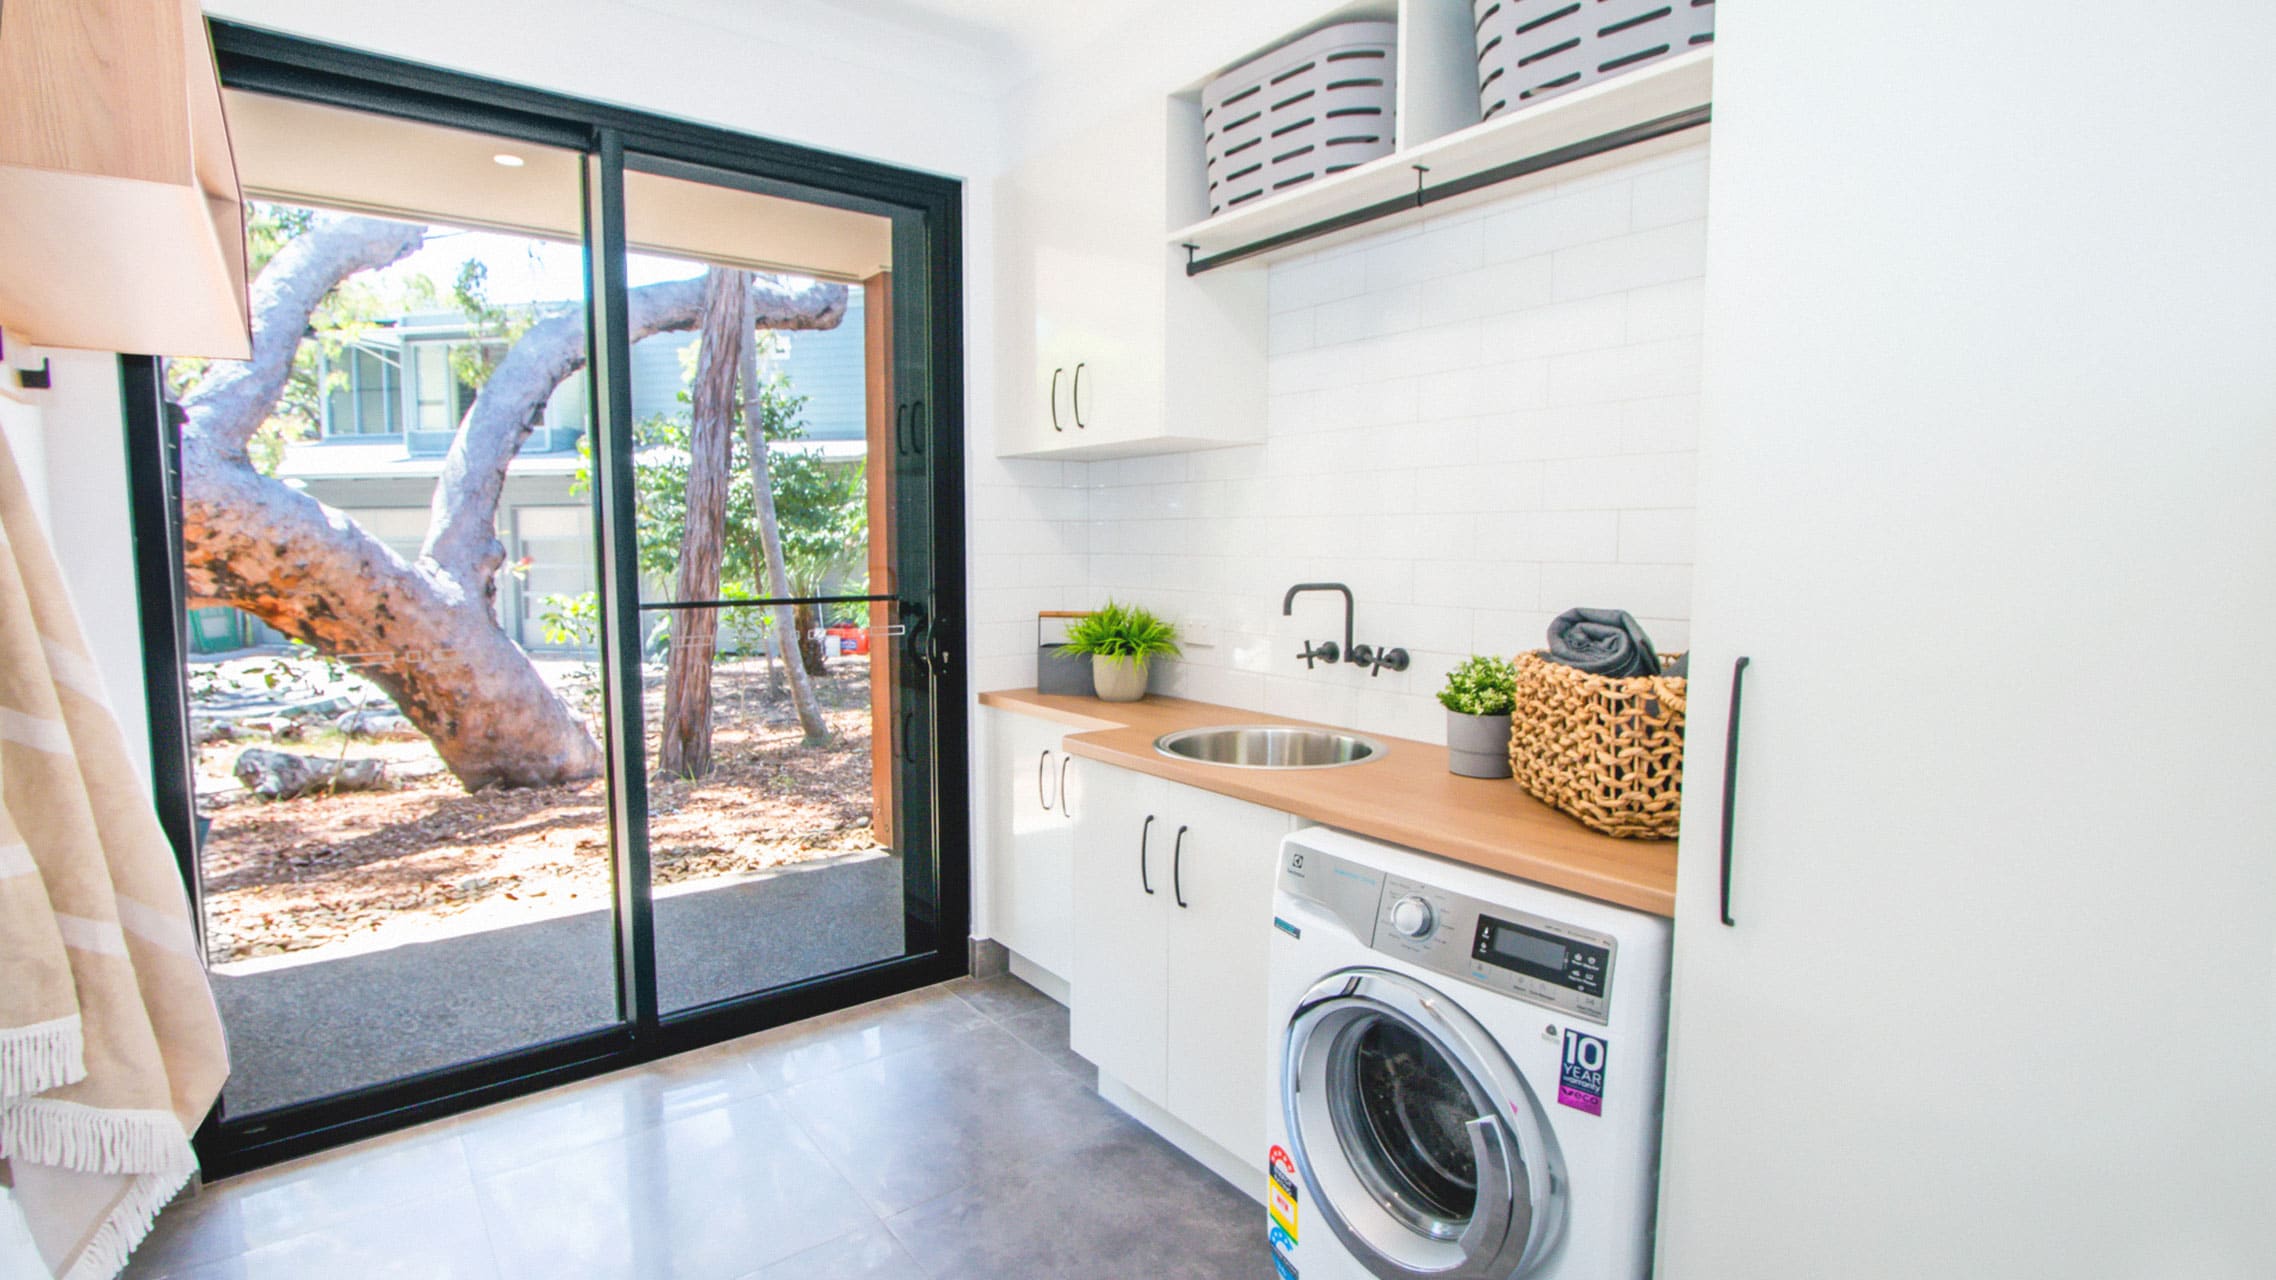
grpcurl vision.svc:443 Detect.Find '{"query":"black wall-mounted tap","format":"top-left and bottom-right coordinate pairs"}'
top-left (1283, 582), bottom-right (1355, 668)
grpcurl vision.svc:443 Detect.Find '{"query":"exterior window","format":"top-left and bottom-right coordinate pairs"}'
top-left (322, 347), bottom-right (401, 437)
top-left (413, 344), bottom-right (472, 432)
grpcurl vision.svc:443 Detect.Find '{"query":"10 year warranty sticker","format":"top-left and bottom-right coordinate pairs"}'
top-left (1558, 1028), bottom-right (1608, 1116)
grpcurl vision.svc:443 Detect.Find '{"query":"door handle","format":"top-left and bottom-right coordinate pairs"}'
top-left (1049, 367), bottom-right (1064, 432)
top-left (1720, 656), bottom-right (1751, 928)
top-left (1139, 814), bottom-right (1155, 895)
top-left (1037, 749), bottom-right (1055, 811)
top-left (1057, 755), bottom-right (1072, 818)
top-left (1455, 1116), bottom-right (1518, 1260)
top-left (894, 401), bottom-right (908, 456)
top-left (1172, 824), bottom-right (1189, 908)
top-left (1071, 362), bottom-right (1086, 429)
top-left (908, 398), bottom-right (926, 456)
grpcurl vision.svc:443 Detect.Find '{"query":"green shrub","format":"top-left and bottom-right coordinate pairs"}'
top-left (1438, 654), bottom-right (1518, 717)
top-left (1060, 601), bottom-right (1181, 664)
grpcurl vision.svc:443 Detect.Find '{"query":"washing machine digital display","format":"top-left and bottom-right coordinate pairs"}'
top-left (1474, 915), bottom-right (1609, 998)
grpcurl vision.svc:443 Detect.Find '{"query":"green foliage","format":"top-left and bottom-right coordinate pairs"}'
top-left (1437, 654), bottom-right (1518, 717)
top-left (584, 370), bottom-right (868, 603)
top-left (448, 258), bottom-right (536, 390)
top-left (539, 592), bottom-right (601, 648)
top-left (1060, 601), bottom-right (1180, 664)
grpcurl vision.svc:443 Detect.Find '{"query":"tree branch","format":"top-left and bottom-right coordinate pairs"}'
top-left (421, 275), bottom-right (847, 582)
top-left (181, 215), bottom-right (426, 457)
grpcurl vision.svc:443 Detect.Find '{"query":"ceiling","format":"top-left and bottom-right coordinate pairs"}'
top-left (226, 89), bottom-right (893, 281)
top-left (622, 0), bottom-right (1158, 88)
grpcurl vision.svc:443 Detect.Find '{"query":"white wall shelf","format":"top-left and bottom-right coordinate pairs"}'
top-left (1169, 46), bottom-right (1712, 272)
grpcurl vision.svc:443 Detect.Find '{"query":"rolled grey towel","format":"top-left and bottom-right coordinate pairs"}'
top-left (1545, 607), bottom-right (1661, 678)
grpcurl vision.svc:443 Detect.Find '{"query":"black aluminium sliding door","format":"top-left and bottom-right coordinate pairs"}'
top-left (122, 23), bottom-right (967, 1176)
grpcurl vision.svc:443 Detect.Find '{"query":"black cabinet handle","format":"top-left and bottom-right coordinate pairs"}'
top-left (1057, 755), bottom-right (1072, 818)
top-left (908, 398), bottom-right (926, 456)
top-left (894, 402), bottom-right (908, 456)
top-left (1172, 825), bottom-right (1189, 908)
top-left (1049, 368), bottom-right (1064, 431)
top-left (1071, 362), bottom-right (1087, 429)
top-left (1139, 815), bottom-right (1155, 895)
top-left (1036, 749), bottom-right (1054, 811)
top-left (1720, 656), bottom-right (1751, 928)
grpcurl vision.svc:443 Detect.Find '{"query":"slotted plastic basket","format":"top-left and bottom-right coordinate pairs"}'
top-left (1474, 0), bottom-right (1716, 120)
top-left (1202, 21), bottom-right (1398, 217)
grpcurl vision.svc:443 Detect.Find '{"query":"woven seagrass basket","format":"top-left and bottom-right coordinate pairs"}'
top-left (1507, 649), bottom-right (1686, 839)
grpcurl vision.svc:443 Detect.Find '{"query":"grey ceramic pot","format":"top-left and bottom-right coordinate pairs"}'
top-left (1446, 709), bottom-right (1514, 778)
top-left (1091, 655), bottom-right (1149, 702)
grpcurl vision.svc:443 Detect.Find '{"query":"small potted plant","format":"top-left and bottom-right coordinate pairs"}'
top-left (1060, 600), bottom-right (1180, 703)
top-left (1439, 654), bottom-right (1517, 778)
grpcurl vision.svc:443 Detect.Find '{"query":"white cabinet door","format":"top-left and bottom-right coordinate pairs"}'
top-left (981, 709), bottom-right (1074, 980)
top-left (1068, 763), bottom-right (1171, 1102)
top-left (1654, 7), bottom-right (2276, 1276)
top-left (1160, 782), bottom-right (1293, 1171)
top-left (995, 98), bottom-right (1266, 461)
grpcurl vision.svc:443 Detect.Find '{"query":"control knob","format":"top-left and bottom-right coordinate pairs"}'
top-left (1387, 895), bottom-right (1436, 940)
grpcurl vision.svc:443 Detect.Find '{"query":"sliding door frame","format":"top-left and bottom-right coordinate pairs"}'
top-left (120, 21), bottom-right (969, 1177)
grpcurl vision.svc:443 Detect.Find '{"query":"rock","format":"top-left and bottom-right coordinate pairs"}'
top-left (336, 708), bottom-right (416, 739)
top-left (232, 748), bottom-right (390, 801)
top-left (192, 717), bottom-right (237, 744)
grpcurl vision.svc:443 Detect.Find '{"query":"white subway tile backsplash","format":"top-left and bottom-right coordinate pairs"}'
top-left (1617, 508), bottom-right (1697, 565)
top-left (965, 143), bottom-right (1707, 748)
top-left (1482, 180), bottom-right (1634, 261)
top-left (1550, 219), bottom-right (1708, 301)
top-left (1630, 159), bottom-right (1710, 230)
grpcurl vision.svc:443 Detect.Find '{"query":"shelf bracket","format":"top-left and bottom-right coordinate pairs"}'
top-left (1412, 165), bottom-right (1430, 209)
top-left (15, 359), bottom-right (51, 391)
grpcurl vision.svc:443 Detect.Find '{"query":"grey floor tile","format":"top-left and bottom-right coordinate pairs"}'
top-left (724, 984), bottom-right (989, 1094)
top-left (126, 1124), bottom-right (474, 1275)
top-left (996, 1002), bottom-right (1092, 1082)
top-left (943, 973), bottom-right (1060, 1023)
top-left (453, 1038), bottom-right (767, 1178)
top-left (474, 1092), bottom-right (876, 1280)
top-left (883, 1117), bottom-right (1268, 1280)
top-left (740, 1221), bottom-right (928, 1280)
top-left (149, 1186), bottom-right (500, 1280)
top-left (776, 1021), bottom-right (1126, 1216)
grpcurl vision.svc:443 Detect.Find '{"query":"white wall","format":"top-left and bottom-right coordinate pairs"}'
top-left (1657, 1), bottom-right (2276, 1275)
top-left (0, 349), bottom-right (149, 787)
top-left (1078, 145), bottom-right (1707, 743)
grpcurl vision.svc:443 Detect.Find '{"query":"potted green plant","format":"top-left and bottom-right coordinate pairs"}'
top-left (1439, 654), bottom-right (1517, 778)
top-left (1060, 601), bottom-right (1181, 703)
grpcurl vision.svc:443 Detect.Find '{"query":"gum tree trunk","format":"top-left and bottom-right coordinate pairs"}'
top-left (180, 214), bottom-right (847, 789)
top-left (656, 270), bottom-right (746, 778)
top-left (740, 290), bottom-right (830, 744)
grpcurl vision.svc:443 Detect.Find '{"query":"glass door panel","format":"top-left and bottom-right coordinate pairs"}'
top-left (169, 97), bottom-right (620, 1115)
top-left (615, 158), bottom-right (932, 1013)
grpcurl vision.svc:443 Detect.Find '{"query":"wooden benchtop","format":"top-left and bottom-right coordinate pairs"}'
top-left (977, 688), bottom-right (1677, 917)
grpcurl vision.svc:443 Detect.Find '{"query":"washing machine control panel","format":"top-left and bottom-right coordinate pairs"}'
top-left (1373, 874), bottom-right (1618, 1024)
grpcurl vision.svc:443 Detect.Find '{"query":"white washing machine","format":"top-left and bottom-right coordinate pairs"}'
top-left (1264, 827), bottom-right (1671, 1280)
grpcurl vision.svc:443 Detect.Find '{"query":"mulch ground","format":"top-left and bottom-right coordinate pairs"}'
top-left (194, 659), bottom-right (882, 964)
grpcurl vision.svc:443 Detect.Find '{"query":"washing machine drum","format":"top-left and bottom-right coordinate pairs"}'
top-left (1284, 968), bottom-right (1567, 1280)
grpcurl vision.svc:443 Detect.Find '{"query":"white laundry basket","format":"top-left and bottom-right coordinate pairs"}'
top-left (1474, 0), bottom-right (1716, 120)
top-left (1202, 20), bottom-right (1398, 217)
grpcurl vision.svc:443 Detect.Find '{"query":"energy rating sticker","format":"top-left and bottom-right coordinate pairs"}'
top-left (1559, 1028), bottom-right (1608, 1116)
top-left (1266, 1144), bottom-right (1299, 1244)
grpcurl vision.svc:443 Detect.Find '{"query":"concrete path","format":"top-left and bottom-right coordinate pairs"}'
top-left (210, 853), bottom-right (904, 1115)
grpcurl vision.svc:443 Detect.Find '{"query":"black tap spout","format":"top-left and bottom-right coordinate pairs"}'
top-left (1282, 582), bottom-right (1356, 658)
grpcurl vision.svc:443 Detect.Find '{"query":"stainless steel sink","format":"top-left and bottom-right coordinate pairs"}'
top-left (1154, 725), bottom-right (1383, 769)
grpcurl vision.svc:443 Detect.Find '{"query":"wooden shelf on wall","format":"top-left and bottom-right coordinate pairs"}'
top-left (1169, 46), bottom-right (1712, 272)
top-left (0, 0), bottom-right (251, 359)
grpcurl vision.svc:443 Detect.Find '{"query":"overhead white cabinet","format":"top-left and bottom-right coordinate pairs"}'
top-left (995, 98), bottom-right (1265, 459)
top-left (1069, 761), bottom-right (1293, 1169)
top-left (979, 707), bottom-right (1077, 982)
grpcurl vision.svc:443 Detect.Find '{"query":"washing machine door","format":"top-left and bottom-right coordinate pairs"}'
top-left (1283, 967), bottom-right (1566, 1280)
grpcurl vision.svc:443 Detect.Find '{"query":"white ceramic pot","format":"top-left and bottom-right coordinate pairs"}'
top-left (1091, 655), bottom-right (1149, 702)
